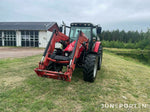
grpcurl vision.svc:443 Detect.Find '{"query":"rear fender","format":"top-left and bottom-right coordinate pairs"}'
top-left (93, 41), bottom-right (101, 53)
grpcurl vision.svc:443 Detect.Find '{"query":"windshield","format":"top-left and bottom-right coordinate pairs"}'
top-left (70, 27), bottom-right (91, 41)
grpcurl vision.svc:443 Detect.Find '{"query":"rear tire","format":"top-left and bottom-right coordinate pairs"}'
top-left (83, 54), bottom-right (98, 82)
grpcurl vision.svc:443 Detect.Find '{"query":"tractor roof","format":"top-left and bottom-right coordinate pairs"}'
top-left (70, 23), bottom-right (95, 27)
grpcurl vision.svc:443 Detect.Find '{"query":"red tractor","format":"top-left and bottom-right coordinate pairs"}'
top-left (34, 22), bottom-right (103, 82)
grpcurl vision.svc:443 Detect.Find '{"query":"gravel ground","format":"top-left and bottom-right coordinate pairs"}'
top-left (0, 47), bottom-right (44, 59)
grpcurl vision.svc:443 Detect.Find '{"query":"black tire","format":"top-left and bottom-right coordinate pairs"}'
top-left (83, 54), bottom-right (98, 82)
top-left (97, 45), bottom-right (103, 70)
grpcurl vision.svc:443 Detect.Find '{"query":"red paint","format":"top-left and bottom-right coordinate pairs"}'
top-left (64, 40), bottom-right (85, 58)
top-left (47, 57), bottom-right (69, 64)
top-left (48, 23), bottom-right (59, 32)
top-left (93, 41), bottom-right (101, 53)
top-left (64, 41), bottom-right (76, 52)
top-left (34, 31), bottom-right (89, 82)
top-left (77, 45), bottom-right (85, 58)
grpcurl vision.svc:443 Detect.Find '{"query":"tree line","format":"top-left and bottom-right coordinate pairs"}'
top-left (99, 29), bottom-right (150, 50)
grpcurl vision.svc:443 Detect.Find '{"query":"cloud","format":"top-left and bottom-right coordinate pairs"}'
top-left (0, 0), bottom-right (150, 31)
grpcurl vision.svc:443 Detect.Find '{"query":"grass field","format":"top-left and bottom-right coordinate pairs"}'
top-left (0, 51), bottom-right (150, 112)
top-left (104, 48), bottom-right (150, 65)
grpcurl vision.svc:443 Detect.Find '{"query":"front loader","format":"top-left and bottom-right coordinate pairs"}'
top-left (34, 23), bottom-right (103, 82)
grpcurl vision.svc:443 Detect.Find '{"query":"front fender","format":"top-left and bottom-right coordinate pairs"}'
top-left (93, 41), bottom-right (101, 53)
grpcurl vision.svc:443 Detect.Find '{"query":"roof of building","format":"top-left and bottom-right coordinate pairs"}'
top-left (0, 22), bottom-right (57, 30)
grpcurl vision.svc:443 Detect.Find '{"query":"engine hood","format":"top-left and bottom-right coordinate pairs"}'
top-left (64, 41), bottom-right (76, 52)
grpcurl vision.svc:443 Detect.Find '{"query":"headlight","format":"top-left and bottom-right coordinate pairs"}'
top-left (64, 52), bottom-right (71, 57)
top-left (65, 52), bottom-right (69, 56)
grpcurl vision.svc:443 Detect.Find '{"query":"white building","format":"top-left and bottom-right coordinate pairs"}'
top-left (0, 22), bottom-right (59, 48)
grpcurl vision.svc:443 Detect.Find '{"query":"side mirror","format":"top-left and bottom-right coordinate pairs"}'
top-left (97, 27), bottom-right (102, 34)
top-left (59, 26), bottom-right (63, 32)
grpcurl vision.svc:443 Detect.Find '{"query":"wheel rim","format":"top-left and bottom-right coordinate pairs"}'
top-left (93, 57), bottom-right (98, 77)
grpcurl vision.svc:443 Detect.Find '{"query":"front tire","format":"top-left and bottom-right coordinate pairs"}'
top-left (83, 54), bottom-right (98, 82)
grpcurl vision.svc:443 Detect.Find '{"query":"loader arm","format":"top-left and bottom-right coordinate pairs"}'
top-left (42, 30), bottom-right (70, 67)
top-left (68, 31), bottom-right (89, 71)
top-left (34, 30), bottom-right (89, 82)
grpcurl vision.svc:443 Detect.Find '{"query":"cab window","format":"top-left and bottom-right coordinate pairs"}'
top-left (92, 28), bottom-right (97, 37)
top-left (70, 27), bottom-right (91, 41)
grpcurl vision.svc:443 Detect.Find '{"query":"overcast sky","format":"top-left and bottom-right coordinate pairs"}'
top-left (0, 0), bottom-right (150, 31)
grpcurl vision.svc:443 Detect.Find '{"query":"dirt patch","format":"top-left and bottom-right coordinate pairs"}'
top-left (0, 47), bottom-right (44, 59)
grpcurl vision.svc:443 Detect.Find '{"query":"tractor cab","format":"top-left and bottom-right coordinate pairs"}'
top-left (69, 23), bottom-right (102, 50)
top-left (69, 23), bottom-right (101, 41)
top-left (60, 23), bottom-right (102, 40)
top-left (60, 23), bottom-right (102, 50)
top-left (70, 23), bottom-right (92, 41)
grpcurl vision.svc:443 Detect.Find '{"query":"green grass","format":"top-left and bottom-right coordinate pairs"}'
top-left (104, 47), bottom-right (150, 65)
top-left (0, 52), bottom-right (150, 112)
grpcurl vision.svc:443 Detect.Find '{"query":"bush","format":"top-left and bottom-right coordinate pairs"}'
top-left (102, 41), bottom-right (126, 49)
top-left (124, 43), bottom-right (135, 49)
top-left (102, 40), bottom-right (150, 50)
